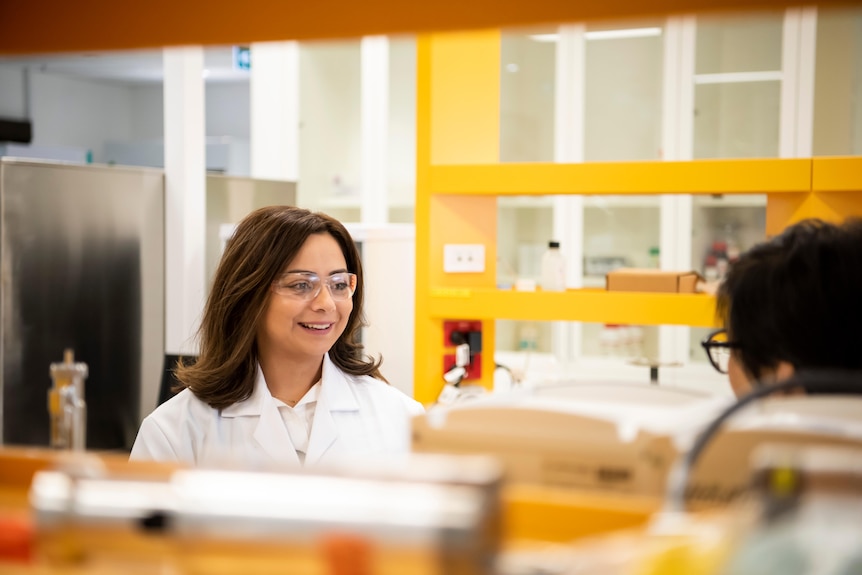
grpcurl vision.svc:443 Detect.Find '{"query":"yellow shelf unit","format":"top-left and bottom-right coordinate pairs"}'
top-left (812, 156), bottom-right (862, 191)
top-left (428, 288), bottom-right (718, 327)
top-left (765, 155), bottom-right (862, 234)
top-left (429, 159), bottom-right (812, 195)
top-left (413, 30), bottom-right (862, 405)
top-left (501, 483), bottom-right (659, 543)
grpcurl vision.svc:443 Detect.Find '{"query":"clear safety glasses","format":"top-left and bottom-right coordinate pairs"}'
top-left (271, 272), bottom-right (357, 301)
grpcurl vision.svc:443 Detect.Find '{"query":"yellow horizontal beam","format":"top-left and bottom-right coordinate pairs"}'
top-left (429, 159), bottom-right (812, 195)
top-left (502, 483), bottom-right (657, 543)
top-left (812, 156), bottom-right (862, 191)
top-left (428, 288), bottom-right (718, 327)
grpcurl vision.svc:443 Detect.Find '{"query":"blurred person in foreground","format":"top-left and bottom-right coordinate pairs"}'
top-left (701, 217), bottom-right (862, 398)
top-left (130, 206), bottom-right (423, 466)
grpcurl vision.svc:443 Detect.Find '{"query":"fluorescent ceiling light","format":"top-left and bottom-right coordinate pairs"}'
top-left (527, 34), bottom-right (559, 43)
top-left (528, 27), bottom-right (662, 43)
top-left (694, 71), bottom-right (783, 84)
top-left (585, 27), bottom-right (662, 40)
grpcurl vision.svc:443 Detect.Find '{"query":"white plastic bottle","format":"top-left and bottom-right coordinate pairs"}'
top-left (540, 241), bottom-right (566, 291)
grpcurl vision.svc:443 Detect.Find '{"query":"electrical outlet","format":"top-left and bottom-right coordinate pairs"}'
top-left (443, 244), bottom-right (485, 273)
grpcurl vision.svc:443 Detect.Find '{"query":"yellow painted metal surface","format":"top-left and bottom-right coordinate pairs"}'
top-left (765, 193), bottom-right (809, 236)
top-left (767, 190), bottom-right (862, 236)
top-left (429, 159), bottom-right (812, 195)
top-left (502, 484), bottom-right (658, 543)
top-left (414, 31), bottom-right (862, 410)
top-left (812, 156), bottom-right (862, 191)
top-left (429, 196), bottom-right (497, 287)
top-left (414, 35), bottom-right (437, 406)
top-left (415, 32), bottom-right (501, 403)
top-left (414, 30), bottom-right (862, 410)
top-left (429, 30), bottom-right (501, 165)
top-left (428, 288), bottom-right (719, 327)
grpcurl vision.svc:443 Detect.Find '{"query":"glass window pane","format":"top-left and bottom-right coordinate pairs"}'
top-left (694, 81), bottom-right (781, 158)
top-left (695, 12), bottom-right (783, 74)
top-left (584, 21), bottom-right (664, 161)
top-left (497, 197), bottom-right (555, 288)
top-left (691, 197), bottom-right (766, 280)
top-left (299, 39), bottom-right (361, 219)
top-left (495, 321), bottom-right (663, 363)
top-left (495, 320), bottom-right (732, 396)
top-left (583, 199), bottom-right (661, 286)
top-left (813, 6), bottom-right (862, 156)
top-left (500, 29), bottom-right (556, 163)
top-left (689, 196), bottom-right (766, 363)
top-left (388, 36), bottom-right (417, 222)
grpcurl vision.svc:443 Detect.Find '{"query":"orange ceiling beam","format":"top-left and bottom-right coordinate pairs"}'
top-left (0, 0), bottom-right (847, 55)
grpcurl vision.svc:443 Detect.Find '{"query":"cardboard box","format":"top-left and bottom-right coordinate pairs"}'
top-left (606, 268), bottom-right (702, 293)
top-left (414, 405), bottom-right (674, 497)
top-left (412, 385), bottom-right (727, 501)
top-left (412, 389), bottom-right (862, 509)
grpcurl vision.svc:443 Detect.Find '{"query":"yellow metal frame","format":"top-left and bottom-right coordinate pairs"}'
top-left (429, 159), bottom-right (812, 195)
top-left (428, 288), bottom-right (717, 326)
top-left (502, 484), bottom-right (659, 543)
top-left (414, 30), bottom-right (862, 406)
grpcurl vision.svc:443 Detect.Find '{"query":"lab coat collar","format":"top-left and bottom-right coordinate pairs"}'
top-left (305, 353), bottom-right (361, 465)
top-left (318, 353), bottom-right (362, 411)
top-left (219, 354), bottom-right (361, 465)
top-left (219, 364), bottom-right (271, 418)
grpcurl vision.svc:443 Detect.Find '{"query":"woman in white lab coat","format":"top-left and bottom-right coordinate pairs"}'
top-left (130, 206), bottom-right (424, 467)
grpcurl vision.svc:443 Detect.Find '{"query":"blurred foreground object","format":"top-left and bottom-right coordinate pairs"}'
top-left (718, 443), bottom-right (862, 575)
top-left (23, 451), bottom-right (502, 575)
top-left (414, 379), bottom-right (862, 511)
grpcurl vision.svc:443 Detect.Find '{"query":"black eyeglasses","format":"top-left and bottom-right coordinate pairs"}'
top-left (701, 329), bottom-right (742, 374)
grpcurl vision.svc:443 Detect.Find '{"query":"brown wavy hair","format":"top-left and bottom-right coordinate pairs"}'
top-left (175, 205), bottom-right (385, 410)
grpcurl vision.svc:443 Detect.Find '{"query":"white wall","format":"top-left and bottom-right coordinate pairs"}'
top-left (2, 42), bottom-right (414, 209)
top-left (0, 66), bottom-right (26, 117)
top-left (0, 64), bottom-right (252, 166)
top-left (130, 84), bottom-right (163, 140)
top-left (29, 73), bottom-right (135, 163)
top-left (127, 82), bottom-right (250, 142)
top-left (207, 83), bottom-right (250, 140)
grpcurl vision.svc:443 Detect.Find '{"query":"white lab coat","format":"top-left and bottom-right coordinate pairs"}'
top-left (130, 353), bottom-right (424, 467)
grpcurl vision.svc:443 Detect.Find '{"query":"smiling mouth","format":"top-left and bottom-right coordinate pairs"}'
top-left (299, 322), bottom-right (333, 331)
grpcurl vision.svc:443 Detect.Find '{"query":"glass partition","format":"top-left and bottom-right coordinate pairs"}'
top-left (693, 11), bottom-right (784, 159)
top-left (499, 29), bottom-right (557, 163)
top-left (584, 20), bottom-right (664, 162)
top-left (813, 6), bottom-right (862, 156)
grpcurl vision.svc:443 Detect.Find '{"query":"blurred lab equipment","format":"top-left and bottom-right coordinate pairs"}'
top-left (26, 452), bottom-right (503, 575)
top-left (0, 158), bottom-right (164, 450)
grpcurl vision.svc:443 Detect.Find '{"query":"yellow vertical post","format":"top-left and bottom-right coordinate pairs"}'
top-left (414, 30), bottom-right (501, 404)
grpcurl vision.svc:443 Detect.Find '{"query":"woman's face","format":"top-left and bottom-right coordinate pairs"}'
top-left (256, 233), bottom-right (353, 365)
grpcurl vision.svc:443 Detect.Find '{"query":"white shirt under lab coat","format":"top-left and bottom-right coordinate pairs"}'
top-left (129, 353), bottom-right (424, 467)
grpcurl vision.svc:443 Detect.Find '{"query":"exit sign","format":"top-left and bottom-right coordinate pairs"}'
top-left (233, 46), bottom-right (251, 70)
